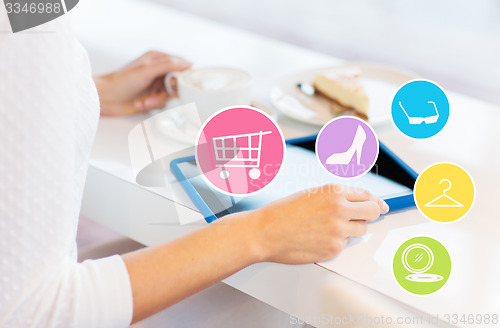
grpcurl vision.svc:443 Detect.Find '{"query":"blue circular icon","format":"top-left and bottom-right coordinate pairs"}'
top-left (392, 80), bottom-right (449, 139)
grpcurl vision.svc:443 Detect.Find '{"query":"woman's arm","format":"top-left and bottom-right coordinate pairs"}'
top-left (123, 185), bottom-right (388, 323)
top-left (95, 51), bottom-right (389, 323)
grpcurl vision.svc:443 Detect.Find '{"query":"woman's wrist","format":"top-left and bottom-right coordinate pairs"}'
top-left (217, 210), bottom-right (270, 265)
top-left (93, 75), bottom-right (108, 112)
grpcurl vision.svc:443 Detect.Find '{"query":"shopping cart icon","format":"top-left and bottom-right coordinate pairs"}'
top-left (211, 131), bottom-right (273, 180)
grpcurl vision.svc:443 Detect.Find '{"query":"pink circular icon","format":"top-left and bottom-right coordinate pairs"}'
top-left (316, 116), bottom-right (379, 179)
top-left (196, 106), bottom-right (285, 195)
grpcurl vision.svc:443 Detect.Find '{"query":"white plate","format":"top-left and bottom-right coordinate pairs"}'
top-left (269, 63), bottom-right (418, 126)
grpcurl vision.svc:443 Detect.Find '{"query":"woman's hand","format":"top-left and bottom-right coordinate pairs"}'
top-left (232, 184), bottom-right (389, 264)
top-left (94, 51), bottom-right (191, 116)
top-left (123, 184), bottom-right (388, 322)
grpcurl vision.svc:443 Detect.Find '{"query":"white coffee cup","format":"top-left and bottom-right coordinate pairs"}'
top-left (165, 67), bottom-right (252, 123)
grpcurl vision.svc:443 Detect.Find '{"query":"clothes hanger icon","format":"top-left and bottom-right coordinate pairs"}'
top-left (424, 179), bottom-right (464, 208)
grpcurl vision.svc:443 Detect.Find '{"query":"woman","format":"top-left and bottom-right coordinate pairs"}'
top-left (0, 10), bottom-right (388, 327)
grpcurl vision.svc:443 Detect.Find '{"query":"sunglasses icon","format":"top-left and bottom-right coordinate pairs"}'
top-left (399, 101), bottom-right (439, 125)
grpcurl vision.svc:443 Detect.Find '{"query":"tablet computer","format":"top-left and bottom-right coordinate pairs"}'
top-left (170, 135), bottom-right (417, 223)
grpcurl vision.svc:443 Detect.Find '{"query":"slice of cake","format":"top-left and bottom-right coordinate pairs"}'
top-left (312, 67), bottom-right (369, 118)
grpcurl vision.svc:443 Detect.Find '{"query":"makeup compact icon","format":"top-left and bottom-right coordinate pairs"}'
top-left (402, 243), bottom-right (443, 283)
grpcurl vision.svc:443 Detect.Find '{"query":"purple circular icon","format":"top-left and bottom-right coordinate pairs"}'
top-left (316, 116), bottom-right (379, 179)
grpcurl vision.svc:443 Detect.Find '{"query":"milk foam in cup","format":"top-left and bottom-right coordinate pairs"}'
top-left (165, 67), bottom-right (252, 122)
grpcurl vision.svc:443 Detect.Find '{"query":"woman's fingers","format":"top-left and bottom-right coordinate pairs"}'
top-left (344, 220), bottom-right (368, 238)
top-left (343, 187), bottom-right (377, 202)
top-left (343, 188), bottom-right (389, 214)
top-left (141, 55), bottom-right (192, 81)
top-left (134, 92), bottom-right (169, 113)
top-left (133, 77), bottom-right (171, 112)
top-left (125, 51), bottom-right (174, 68)
top-left (96, 51), bottom-right (192, 117)
top-left (343, 200), bottom-right (382, 222)
top-left (126, 51), bottom-right (192, 86)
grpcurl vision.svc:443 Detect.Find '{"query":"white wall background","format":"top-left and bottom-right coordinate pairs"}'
top-left (151, 0), bottom-right (500, 106)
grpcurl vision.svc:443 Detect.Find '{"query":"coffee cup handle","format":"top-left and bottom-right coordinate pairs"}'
top-left (164, 72), bottom-right (179, 97)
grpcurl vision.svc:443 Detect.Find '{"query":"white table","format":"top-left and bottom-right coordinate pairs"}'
top-left (72, 1), bottom-right (500, 327)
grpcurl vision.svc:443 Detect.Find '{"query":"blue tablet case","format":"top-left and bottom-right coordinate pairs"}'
top-left (170, 135), bottom-right (417, 223)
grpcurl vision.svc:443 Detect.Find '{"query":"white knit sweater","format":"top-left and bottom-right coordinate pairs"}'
top-left (0, 8), bottom-right (133, 328)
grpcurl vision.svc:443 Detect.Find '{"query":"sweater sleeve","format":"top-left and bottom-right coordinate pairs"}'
top-left (0, 7), bottom-right (133, 328)
top-left (24, 256), bottom-right (134, 328)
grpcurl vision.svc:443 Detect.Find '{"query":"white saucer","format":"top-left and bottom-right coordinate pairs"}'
top-left (153, 101), bottom-right (202, 145)
top-left (153, 101), bottom-right (276, 145)
top-left (269, 62), bottom-right (418, 126)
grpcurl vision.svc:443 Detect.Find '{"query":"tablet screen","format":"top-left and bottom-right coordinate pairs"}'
top-left (176, 143), bottom-right (413, 219)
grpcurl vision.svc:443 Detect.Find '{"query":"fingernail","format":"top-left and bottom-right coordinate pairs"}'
top-left (169, 56), bottom-right (190, 64)
top-left (382, 202), bottom-right (389, 214)
top-left (134, 99), bottom-right (146, 111)
top-left (144, 97), bottom-right (159, 109)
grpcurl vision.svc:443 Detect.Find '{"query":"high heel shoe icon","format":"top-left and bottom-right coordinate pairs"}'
top-left (326, 125), bottom-right (366, 165)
